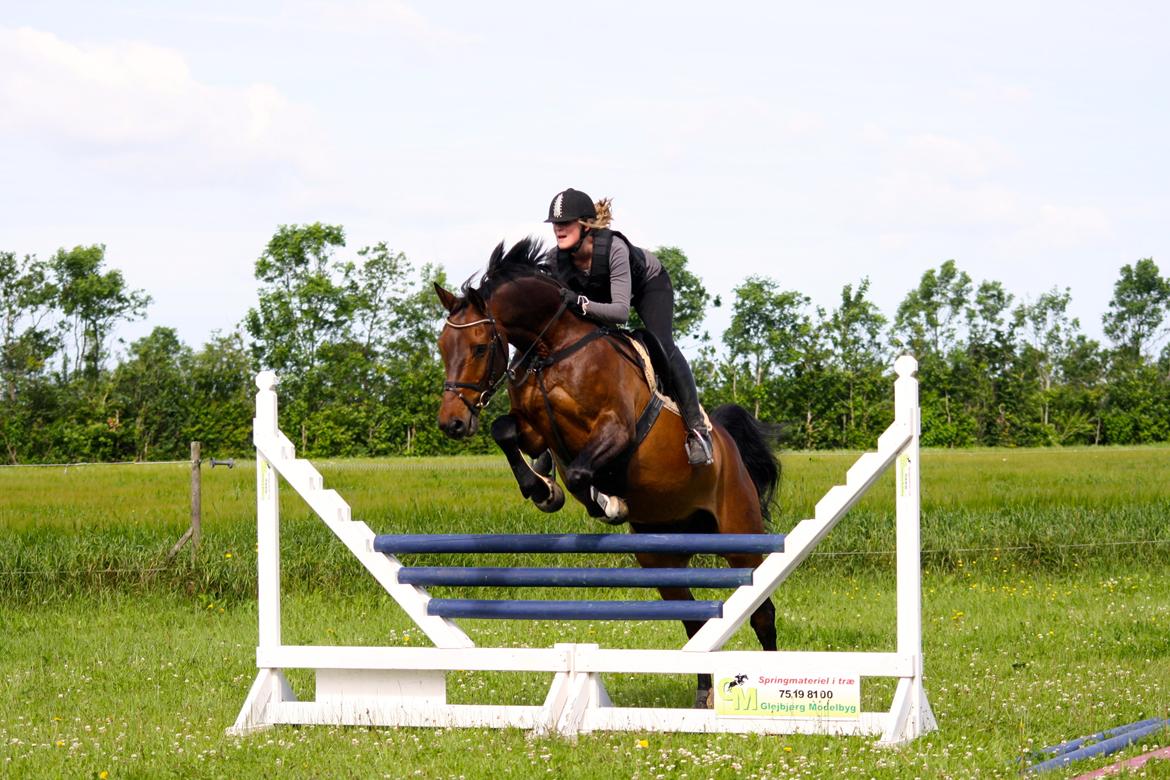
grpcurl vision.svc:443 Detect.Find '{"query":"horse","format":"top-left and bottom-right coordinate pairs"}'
top-left (434, 237), bottom-right (780, 707)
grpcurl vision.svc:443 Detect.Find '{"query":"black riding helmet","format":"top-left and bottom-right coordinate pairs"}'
top-left (545, 188), bottom-right (596, 223)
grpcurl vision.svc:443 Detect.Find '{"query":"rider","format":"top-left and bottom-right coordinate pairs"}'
top-left (542, 188), bottom-right (714, 466)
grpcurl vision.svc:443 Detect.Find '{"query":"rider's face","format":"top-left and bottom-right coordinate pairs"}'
top-left (552, 221), bottom-right (582, 250)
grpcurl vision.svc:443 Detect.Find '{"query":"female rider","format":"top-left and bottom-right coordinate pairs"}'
top-left (543, 188), bottom-right (713, 466)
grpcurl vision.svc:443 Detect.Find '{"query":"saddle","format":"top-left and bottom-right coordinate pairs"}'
top-left (620, 329), bottom-right (711, 428)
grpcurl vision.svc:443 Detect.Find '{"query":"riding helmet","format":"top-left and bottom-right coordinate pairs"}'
top-left (545, 188), bottom-right (597, 223)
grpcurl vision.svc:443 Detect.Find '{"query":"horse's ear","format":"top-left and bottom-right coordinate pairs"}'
top-left (466, 286), bottom-right (486, 313)
top-left (434, 282), bottom-right (459, 313)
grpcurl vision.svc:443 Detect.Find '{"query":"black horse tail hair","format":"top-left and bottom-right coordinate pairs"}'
top-left (710, 404), bottom-right (781, 525)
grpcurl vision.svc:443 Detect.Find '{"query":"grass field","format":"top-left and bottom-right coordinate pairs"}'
top-left (2, 447), bottom-right (1169, 778)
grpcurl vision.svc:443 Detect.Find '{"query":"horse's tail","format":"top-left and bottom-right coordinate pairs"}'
top-left (710, 404), bottom-right (781, 523)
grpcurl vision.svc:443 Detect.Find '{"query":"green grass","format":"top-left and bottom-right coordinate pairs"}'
top-left (3, 447), bottom-right (1168, 602)
top-left (2, 572), bottom-right (1168, 779)
top-left (2, 447), bottom-right (1170, 777)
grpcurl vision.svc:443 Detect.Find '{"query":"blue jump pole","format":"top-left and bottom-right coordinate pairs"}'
top-left (1033, 716), bottom-right (1167, 758)
top-left (399, 566), bottom-right (754, 588)
top-left (1026, 718), bottom-right (1170, 773)
top-left (426, 598), bottom-right (724, 621)
top-left (375, 533), bottom-right (784, 555)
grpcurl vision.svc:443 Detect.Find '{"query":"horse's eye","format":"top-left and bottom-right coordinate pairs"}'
top-left (473, 344), bottom-right (489, 358)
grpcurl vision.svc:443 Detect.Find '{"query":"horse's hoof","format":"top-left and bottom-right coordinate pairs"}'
top-left (693, 688), bottom-right (714, 709)
top-left (534, 481), bottom-right (564, 513)
top-left (588, 488), bottom-right (628, 524)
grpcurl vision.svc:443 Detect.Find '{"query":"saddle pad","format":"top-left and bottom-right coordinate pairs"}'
top-left (624, 336), bottom-right (710, 428)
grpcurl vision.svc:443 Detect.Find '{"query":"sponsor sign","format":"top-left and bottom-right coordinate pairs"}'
top-left (714, 669), bottom-right (861, 720)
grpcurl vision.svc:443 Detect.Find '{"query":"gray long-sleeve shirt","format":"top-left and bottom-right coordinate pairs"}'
top-left (547, 237), bottom-right (663, 325)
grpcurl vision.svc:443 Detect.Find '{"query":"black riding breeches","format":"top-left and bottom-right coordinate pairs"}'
top-left (634, 272), bottom-right (705, 429)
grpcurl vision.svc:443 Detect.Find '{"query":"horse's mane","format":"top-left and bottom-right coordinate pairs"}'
top-left (459, 237), bottom-right (563, 305)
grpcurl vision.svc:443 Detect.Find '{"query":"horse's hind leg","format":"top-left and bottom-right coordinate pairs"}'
top-left (635, 551), bottom-right (713, 708)
top-left (715, 458), bottom-right (778, 654)
top-left (726, 553), bottom-right (778, 653)
top-left (491, 415), bottom-right (564, 512)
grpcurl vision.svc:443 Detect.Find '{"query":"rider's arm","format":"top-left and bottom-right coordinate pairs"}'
top-left (579, 240), bottom-right (631, 324)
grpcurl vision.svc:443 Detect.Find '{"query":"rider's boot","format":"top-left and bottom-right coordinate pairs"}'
top-left (669, 355), bottom-right (714, 466)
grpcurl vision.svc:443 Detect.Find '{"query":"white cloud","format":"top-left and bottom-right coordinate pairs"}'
top-left (0, 25), bottom-right (330, 182)
top-left (302, 0), bottom-right (474, 47)
top-left (955, 78), bottom-right (1034, 106)
top-left (1009, 204), bottom-right (1112, 250)
top-left (855, 130), bottom-right (1027, 230)
top-left (896, 133), bottom-right (1002, 180)
top-left (617, 94), bottom-right (826, 164)
top-left (853, 128), bottom-right (1111, 266)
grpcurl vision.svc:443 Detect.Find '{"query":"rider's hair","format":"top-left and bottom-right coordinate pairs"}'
top-left (580, 198), bottom-right (613, 230)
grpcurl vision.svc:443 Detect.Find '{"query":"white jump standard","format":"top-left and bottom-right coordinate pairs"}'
top-left (229, 356), bottom-right (936, 743)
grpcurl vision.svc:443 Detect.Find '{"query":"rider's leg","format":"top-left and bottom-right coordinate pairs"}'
top-left (636, 273), bottom-right (713, 466)
top-left (667, 350), bottom-right (713, 465)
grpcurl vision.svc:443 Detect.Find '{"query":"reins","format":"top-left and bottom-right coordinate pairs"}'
top-left (443, 278), bottom-right (661, 464)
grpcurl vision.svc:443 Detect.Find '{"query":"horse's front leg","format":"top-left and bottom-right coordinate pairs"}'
top-left (563, 413), bottom-right (632, 520)
top-left (491, 414), bottom-right (564, 512)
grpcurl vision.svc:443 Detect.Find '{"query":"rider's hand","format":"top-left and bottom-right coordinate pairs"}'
top-left (560, 287), bottom-right (587, 315)
top-left (576, 295), bottom-right (590, 315)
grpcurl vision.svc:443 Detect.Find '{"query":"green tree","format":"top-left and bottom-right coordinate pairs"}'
top-left (824, 278), bottom-right (891, 447)
top-left (187, 332), bottom-right (254, 456)
top-left (1, 252), bottom-right (59, 398)
top-left (893, 259), bottom-right (972, 357)
top-left (893, 261), bottom-right (975, 446)
top-left (1058, 335), bottom-right (1108, 444)
top-left (1013, 288), bottom-right (1094, 443)
top-left (51, 245), bottom-right (151, 382)
top-left (0, 251), bottom-right (61, 461)
top-left (1102, 258), bottom-right (1170, 357)
top-left (963, 280), bottom-right (1019, 445)
top-left (244, 223), bottom-right (352, 379)
top-left (244, 224), bottom-right (459, 457)
top-left (722, 276), bottom-right (811, 419)
top-left (111, 327), bottom-right (193, 460)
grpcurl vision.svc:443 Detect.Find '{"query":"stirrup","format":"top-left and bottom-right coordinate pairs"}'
top-left (685, 427), bottom-right (714, 466)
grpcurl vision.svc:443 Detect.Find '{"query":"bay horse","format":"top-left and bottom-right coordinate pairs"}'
top-left (434, 237), bottom-right (779, 707)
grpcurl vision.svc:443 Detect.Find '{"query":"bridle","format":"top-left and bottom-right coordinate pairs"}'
top-left (441, 313), bottom-right (509, 414)
top-left (441, 291), bottom-right (572, 418)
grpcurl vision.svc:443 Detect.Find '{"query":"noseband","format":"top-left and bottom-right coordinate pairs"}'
top-left (442, 314), bottom-right (509, 414)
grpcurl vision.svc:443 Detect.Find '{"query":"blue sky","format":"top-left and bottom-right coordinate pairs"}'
top-left (2, 1), bottom-right (1167, 354)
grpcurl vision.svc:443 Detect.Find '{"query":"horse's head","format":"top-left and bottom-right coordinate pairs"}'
top-left (434, 237), bottom-right (581, 439)
top-left (434, 282), bottom-right (508, 439)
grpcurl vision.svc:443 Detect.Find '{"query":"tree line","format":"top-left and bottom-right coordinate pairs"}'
top-left (3, 224), bottom-right (1168, 463)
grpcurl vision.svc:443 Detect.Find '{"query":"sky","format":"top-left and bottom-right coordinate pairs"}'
top-left (2, 1), bottom-right (1168, 357)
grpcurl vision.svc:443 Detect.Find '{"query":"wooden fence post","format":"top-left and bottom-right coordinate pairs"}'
top-left (191, 441), bottom-right (202, 552)
top-left (167, 441), bottom-right (202, 562)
